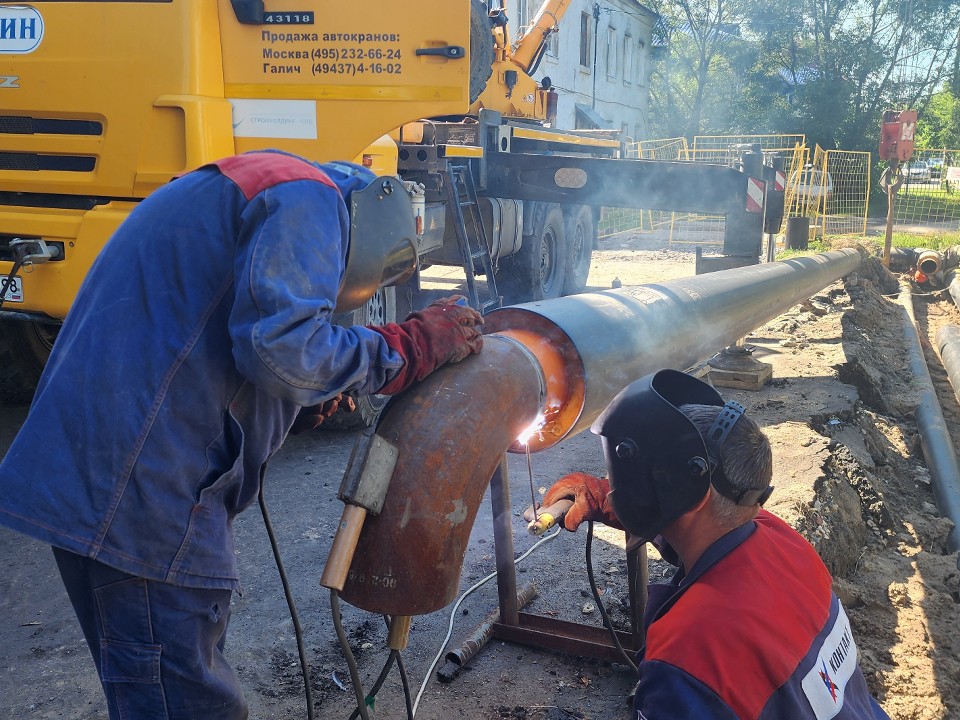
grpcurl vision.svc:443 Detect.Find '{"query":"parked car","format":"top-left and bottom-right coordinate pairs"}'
top-left (927, 157), bottom-right (945, 179)
top-left (904, 160), bottom-right (931, 183)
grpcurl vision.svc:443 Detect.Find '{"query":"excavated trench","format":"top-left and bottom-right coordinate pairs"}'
top-left (761, 254), bottom-right (960, 718)
top-left (810, 258), bottom-right (957, 568)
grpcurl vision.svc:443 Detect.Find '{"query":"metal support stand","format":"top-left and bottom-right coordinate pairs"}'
top-left (707, 339), bottom-right (773, 391)
top-left (438, 456), bottom-right (645, 681)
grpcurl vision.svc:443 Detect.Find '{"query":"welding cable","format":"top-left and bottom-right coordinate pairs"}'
top-left (346, 619), bottom-right (399, 720)
top-left (257, 483), bottom-right (316, 720)
top-left (347, 650), bottom-right (395, 720)
top-left (412, 526), bottom-right (562, 717)
top-left (331, 589), bottom-right (371, 720)
top-left (585, 520), bottom-right (638, 672)
top-left (397, 649), bottom-right (414, 720)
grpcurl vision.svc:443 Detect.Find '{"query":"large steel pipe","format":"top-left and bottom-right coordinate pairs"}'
top-left (485, 248), bottom-right (863, 452)
top-left (944, 269), bottom-right (960, 310)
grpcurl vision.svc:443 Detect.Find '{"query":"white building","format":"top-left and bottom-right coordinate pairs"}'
top-left (506, 0), bottom-right (657, 140)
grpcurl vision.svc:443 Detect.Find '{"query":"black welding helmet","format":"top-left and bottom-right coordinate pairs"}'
top-left (590, 369), bottom-right (727, 541)
top-left (321, 161), bottom-right (417, 313)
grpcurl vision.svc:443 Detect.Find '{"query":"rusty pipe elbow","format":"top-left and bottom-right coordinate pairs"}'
top-left (339, 336), bottom-right (544, 616)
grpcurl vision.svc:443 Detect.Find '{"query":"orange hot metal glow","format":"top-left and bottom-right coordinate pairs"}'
top-left (491, 327), bottom-right (585, 453)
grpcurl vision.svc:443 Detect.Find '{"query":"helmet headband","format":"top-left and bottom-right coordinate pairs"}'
top-left (704, 400), bottom-right (774, 507)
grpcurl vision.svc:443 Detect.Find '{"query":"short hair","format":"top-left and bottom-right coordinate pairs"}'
top-left (679, 403), bottom-right (773, 527)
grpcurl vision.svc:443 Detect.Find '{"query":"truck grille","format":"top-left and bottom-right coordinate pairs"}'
top-left (0, 152), bottom-right (95, 172)
top-left (0, 116), bottom-right (101, 172)
top-left (0, 116), bottom-right (103, 136)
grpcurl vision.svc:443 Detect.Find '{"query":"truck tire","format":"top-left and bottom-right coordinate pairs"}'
top-left (497, 203), bottom-right (568, 305)
top-left (562, 205), bottom-right (595, 295)
top-left (0, 319), bottom-right (58, 405)
top-left (469, 0), bottom-right (494, 103)
top-left (323, 286), bottom-right (396, 430)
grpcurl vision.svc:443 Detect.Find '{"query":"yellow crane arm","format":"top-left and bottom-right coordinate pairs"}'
top-left (510, 0), bottom-right (572, 72)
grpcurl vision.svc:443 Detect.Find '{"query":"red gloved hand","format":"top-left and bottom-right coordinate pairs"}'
top-left (370, 295), bottom-right (484, 395)
top-left (542, 472), bottom-right (624, 531)
top-left (289, 394), bottom-right (356, 434)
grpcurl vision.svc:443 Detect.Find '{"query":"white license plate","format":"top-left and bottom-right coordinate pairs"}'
top-left (1, 275), bottom-right (23, 303)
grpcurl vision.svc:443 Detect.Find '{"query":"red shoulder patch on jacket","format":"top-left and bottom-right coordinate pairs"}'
top-left (645, 511), bottom-right (833, 720)
top-left (210, 153), bottom-right (338, 201)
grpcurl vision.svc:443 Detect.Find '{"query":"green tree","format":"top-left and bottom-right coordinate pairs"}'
top-left (647, 0), bottom-right (960, 149)
top-left (647, 0), bottom-right (753, 138)
top-left (916, 86), bottom-right (960, 148)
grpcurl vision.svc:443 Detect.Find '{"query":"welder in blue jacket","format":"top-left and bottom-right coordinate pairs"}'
top-left (541, 369), bottom-right (889, 720)
top-left (0, 150), bottom-right (483, 719)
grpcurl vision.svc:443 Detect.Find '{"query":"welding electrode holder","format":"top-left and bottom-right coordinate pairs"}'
top-left (523, 498), bottom-right (574, 535)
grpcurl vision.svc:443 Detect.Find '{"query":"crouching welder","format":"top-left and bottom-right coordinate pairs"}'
top-left (0, 150), bottom-right (483, 719)
top-left (542, 369), bottom-right (889, 720)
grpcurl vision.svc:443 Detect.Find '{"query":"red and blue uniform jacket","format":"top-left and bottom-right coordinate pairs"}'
top-left (0, 151), bottom-right (403, 590)
top-left (634, 510), bottom-right (889, 720)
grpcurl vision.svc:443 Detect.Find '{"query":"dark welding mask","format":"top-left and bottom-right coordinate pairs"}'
top-left (320, 161), bottom-right (417, 312)
top-left (591, 369), bottom-right (760, 541)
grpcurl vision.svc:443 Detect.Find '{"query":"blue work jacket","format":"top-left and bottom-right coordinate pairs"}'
top-left (0, 152), bottom-right (402, 589)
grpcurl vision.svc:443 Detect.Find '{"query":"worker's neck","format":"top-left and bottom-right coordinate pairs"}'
top-left (662, 523), bottom-right (721, 572)
top-left (663, 505), bottom-right (751, 572)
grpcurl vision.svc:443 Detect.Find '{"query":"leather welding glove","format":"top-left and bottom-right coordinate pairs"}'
top-left (370, 295), bottom-right (484, 395)
top-left (542, 472), bottom-right (625, 531)
top-left (289, 394), bottom-right (357, 434)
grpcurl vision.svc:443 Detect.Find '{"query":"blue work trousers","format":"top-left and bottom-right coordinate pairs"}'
top-left (53, 547), bottom-right (248, 720)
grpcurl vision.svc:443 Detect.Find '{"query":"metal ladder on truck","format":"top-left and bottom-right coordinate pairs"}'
top-left (444, 163), bottom-right (502, 313)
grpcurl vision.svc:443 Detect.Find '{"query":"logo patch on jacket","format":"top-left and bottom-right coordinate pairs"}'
top-left (801, 604), bottom-right (858, 718)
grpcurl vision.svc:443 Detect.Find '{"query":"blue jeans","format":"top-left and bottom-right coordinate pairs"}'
top-left (53, 547), bottom-right (248, 720)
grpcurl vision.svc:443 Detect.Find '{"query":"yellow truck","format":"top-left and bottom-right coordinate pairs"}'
top-left (0, 0), bottom-right (613, 406)
top-left (0, 0), bottom-right (766, 414)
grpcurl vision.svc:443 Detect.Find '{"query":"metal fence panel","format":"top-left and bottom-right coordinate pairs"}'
top-left (598, 135), bottom-right (874, 246)
top-left (894, 149), bottom-right (960, 232)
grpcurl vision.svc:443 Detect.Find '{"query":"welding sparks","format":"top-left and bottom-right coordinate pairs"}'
top-left (517, 413), bottom-right (546, 445)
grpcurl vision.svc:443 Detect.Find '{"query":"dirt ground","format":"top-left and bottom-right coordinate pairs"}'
top-left (2, 230), bottom-right (960, 719)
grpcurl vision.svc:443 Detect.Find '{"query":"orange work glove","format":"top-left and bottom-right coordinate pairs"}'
top-left (370, 295), bottom-right (484, 396)
top-left (289, 394), bottom-right (356, 434)
top-left (542, 472), bottom-right (624, 531)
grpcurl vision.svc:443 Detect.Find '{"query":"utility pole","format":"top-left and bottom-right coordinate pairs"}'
top-left (592, 2), bottom-right (600, 109)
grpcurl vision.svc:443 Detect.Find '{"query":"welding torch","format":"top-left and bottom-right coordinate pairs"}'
top-left (523, 498), bottom-right (574, 536)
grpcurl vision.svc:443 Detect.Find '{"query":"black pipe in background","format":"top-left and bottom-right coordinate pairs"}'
top-left (899, 285), bottom-right (960, 555)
